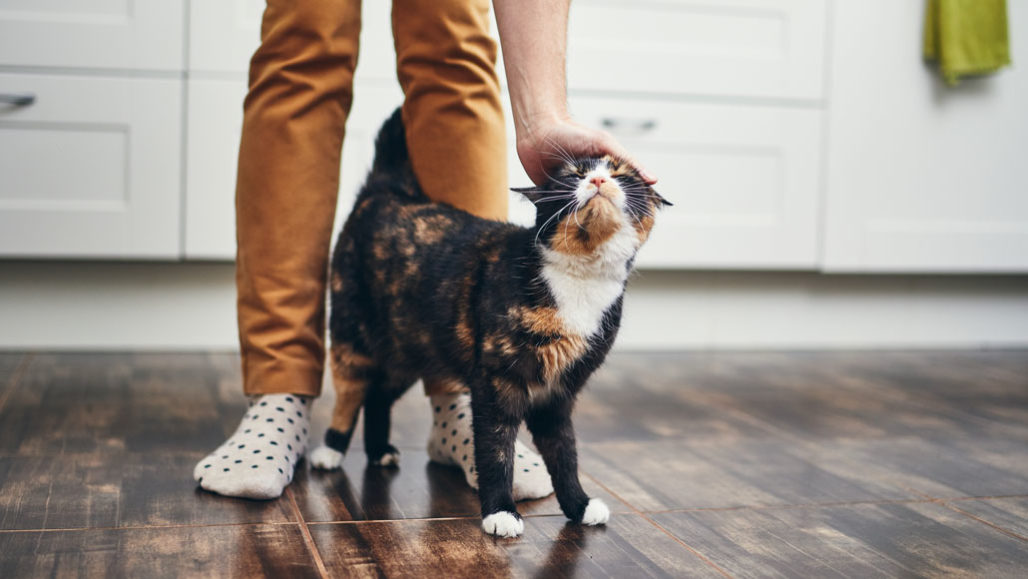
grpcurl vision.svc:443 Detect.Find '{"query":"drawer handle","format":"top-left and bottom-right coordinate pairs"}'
top-left (601, 117), bottom-right (657, 134)
top-left (0, 93), bottom-right (36, 106)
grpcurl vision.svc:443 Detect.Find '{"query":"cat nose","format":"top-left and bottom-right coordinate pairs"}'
top-left (589, 176), bottom-right (607, 188)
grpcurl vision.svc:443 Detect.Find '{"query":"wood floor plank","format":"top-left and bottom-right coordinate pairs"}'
top-left (292, 448), bottom-right (625, 523)
top-left (652, 502), bottom-right (1028, 578)
top-left (0, 352), bottom-right (26, 389)
top-left (580, 351), bottom-right (1028, 510)
top-left (579, 439), bottom-right (919, 512)
top-left (948, 497), bottom-right (1028, 539)
top-left (790, 435), bottom-right (1028, 501)
top-left (310, 514), bottom-right (722, 578)
top-left (0, 524), bottom-right (320, 579)
top-left (589, 351), bottom-right (1028, 445)
top-left (0, 352), bottom-right (240, 456)
top-left (0, 453), bottom-right (294, 530)
top-left (0, 352), bottom-right (294, 529)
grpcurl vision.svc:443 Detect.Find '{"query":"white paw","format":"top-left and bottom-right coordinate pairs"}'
top-left (581, 498), bottom-right (610, 526)
top-left (372, 450), bottom-right (400, 467)
top-left (309, 446), bottom-right (344, 470)
top-left (481, 511), bottom-right (524, 538)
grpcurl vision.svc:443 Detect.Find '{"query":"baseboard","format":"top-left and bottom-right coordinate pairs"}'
top-left (1, 262), bottom-right (1027, 350)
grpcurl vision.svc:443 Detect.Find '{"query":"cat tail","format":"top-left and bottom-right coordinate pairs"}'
top-left (367, 106), bottom-right (425, 199)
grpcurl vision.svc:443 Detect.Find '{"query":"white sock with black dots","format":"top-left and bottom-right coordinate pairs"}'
top-left (427, 393), bottom-right (554, 501)
top-left (193, 393), bottom-right (311, 500)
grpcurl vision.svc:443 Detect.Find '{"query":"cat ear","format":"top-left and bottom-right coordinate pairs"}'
top-left (511, 186), bottom-right (547, 204)
top-left (653, 190), bottom-right (673, 207)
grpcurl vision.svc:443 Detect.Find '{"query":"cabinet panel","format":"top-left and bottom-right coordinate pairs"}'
top-left (567, 96), bottom-right (822, 269)
top-left (823, 0), bottom-right (1028, 273)
top-left (0, 0), bottom-right (184, 71)
top-left (0, 73), bottom-right (182, 258)
top-left (567, 0), bottom-right (827, 101)
top-left (189, 0), bottom-right (395, 80)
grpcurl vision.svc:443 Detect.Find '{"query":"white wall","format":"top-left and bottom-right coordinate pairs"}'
top-left (1, 261), bottom-right (1026, 351)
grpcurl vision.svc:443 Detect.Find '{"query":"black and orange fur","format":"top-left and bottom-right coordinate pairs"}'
top-left (323, 109), bottom-right (667, 528)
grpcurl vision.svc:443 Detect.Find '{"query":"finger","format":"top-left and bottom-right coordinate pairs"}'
top-left (637, 166), bottom-right (658, 185)
top-left (599, 133), bottom-right (658, 185)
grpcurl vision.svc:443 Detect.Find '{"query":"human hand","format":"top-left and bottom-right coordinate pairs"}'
top-left (515, 115), bottom-right (658, 187)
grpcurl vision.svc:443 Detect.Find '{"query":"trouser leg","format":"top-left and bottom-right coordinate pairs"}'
top-left (235, 0), bottom-right (362, 397)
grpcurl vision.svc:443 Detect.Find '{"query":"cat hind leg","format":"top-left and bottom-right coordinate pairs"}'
top-left (363, 386), bottom-right (404, 467)
top-left (310, 342), bottom-right (374, 471)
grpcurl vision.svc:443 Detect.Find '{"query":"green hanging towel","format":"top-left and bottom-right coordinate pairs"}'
top-left (924, 0), bottom-right (1012, 85)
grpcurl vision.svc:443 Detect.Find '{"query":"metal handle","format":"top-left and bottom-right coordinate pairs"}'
top-left (0, 93), bottom-right (36, 106)
top-left (601, 117), bottom-right (657, 134)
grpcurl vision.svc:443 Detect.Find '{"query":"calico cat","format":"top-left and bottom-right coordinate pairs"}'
top-left (311, 108), bottom-right (669, 537)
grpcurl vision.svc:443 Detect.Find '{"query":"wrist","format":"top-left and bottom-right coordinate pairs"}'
top-left (515, 109), bottom-right (571, 144)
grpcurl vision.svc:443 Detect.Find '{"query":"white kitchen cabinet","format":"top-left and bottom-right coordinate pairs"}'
top-left (567, 0), bottom-right (828, 101)
top-left (0, 73), bottom-right (182, 258)
top-left (823, 0), bottom-right (1028, 273)
top-left (566, 96), bottom-right (822, 269)
top-left (0, 0), bottom-right (184, 71)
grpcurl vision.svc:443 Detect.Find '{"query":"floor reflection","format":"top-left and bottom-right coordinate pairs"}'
top-left (534, 523), bottom-right (590, 579)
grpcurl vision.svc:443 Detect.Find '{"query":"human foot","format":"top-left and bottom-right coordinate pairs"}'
top-left (193, 393), bottom-right (310, 499)
top-left (427, 393), bottom-right (554, 501)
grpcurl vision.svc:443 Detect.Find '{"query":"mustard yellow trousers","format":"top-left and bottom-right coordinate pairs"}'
top-left (236, 0), bottom-right (508, 397)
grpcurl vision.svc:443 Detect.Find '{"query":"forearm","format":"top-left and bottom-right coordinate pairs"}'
top-left (492, 0), bottom-right (571, 140)
top-left (491, 0), bottom-right (656, 185)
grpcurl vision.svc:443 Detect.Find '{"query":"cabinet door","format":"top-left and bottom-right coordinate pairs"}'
top-left (823, 1), bottom-right (1028, 273)
top-left (0, 73), bottom-right (182, 258)
top-left (567, 0), bottom-right (828, 101)
top-left (189, 0), bottom-right (395, 80)
top-left (0, 0), bottom-right (184, 71)
top-left (566, 96), bottom-right (822, 269)
top-left (185, 78), bottom-right (404, 260)
top-left (183, 78), bottom-right (245, 260)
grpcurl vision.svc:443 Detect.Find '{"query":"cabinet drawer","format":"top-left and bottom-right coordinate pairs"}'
top-left (566, 96), bottom-right (822, 268)
top-left (189, 0), bottom-right (395, 80)
top-left (0, 73), bottom-right (182, 258)
top-left (0, 0), bottom-right (184, 71)
top-left (567, 0), bottom-right (827, 101)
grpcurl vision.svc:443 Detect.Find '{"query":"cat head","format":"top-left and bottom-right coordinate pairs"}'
top-left (515, 155), bottom-right (671, 259)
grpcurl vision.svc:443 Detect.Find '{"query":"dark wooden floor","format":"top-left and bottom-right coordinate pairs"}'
top-left (1, 351), bottom-right (1027, 578)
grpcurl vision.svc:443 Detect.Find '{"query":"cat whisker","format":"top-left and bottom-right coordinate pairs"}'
top-left (533, 199), bottom-right (577, 247)
top-left (541, 136), bottom-right (577, 167)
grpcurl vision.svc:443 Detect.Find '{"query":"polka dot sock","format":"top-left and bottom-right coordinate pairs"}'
top-left (193, 393), bottom-right (310, 500)
top-left (427, 393), bottom-right (554, 501)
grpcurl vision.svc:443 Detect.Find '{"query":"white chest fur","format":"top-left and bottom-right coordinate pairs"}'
top-left (540, 223), bottom-right (638, 338)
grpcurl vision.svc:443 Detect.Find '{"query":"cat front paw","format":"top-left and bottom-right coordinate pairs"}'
top-left (481, 511), bottom-right (524, 538)
top-left (309, 446), bottom-right (345, 470)
top-left (581, 498), bottom-right (610, 526)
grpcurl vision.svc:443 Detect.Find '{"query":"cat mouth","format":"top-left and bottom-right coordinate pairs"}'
top-left (587, 192), bottom-right (618, 209)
